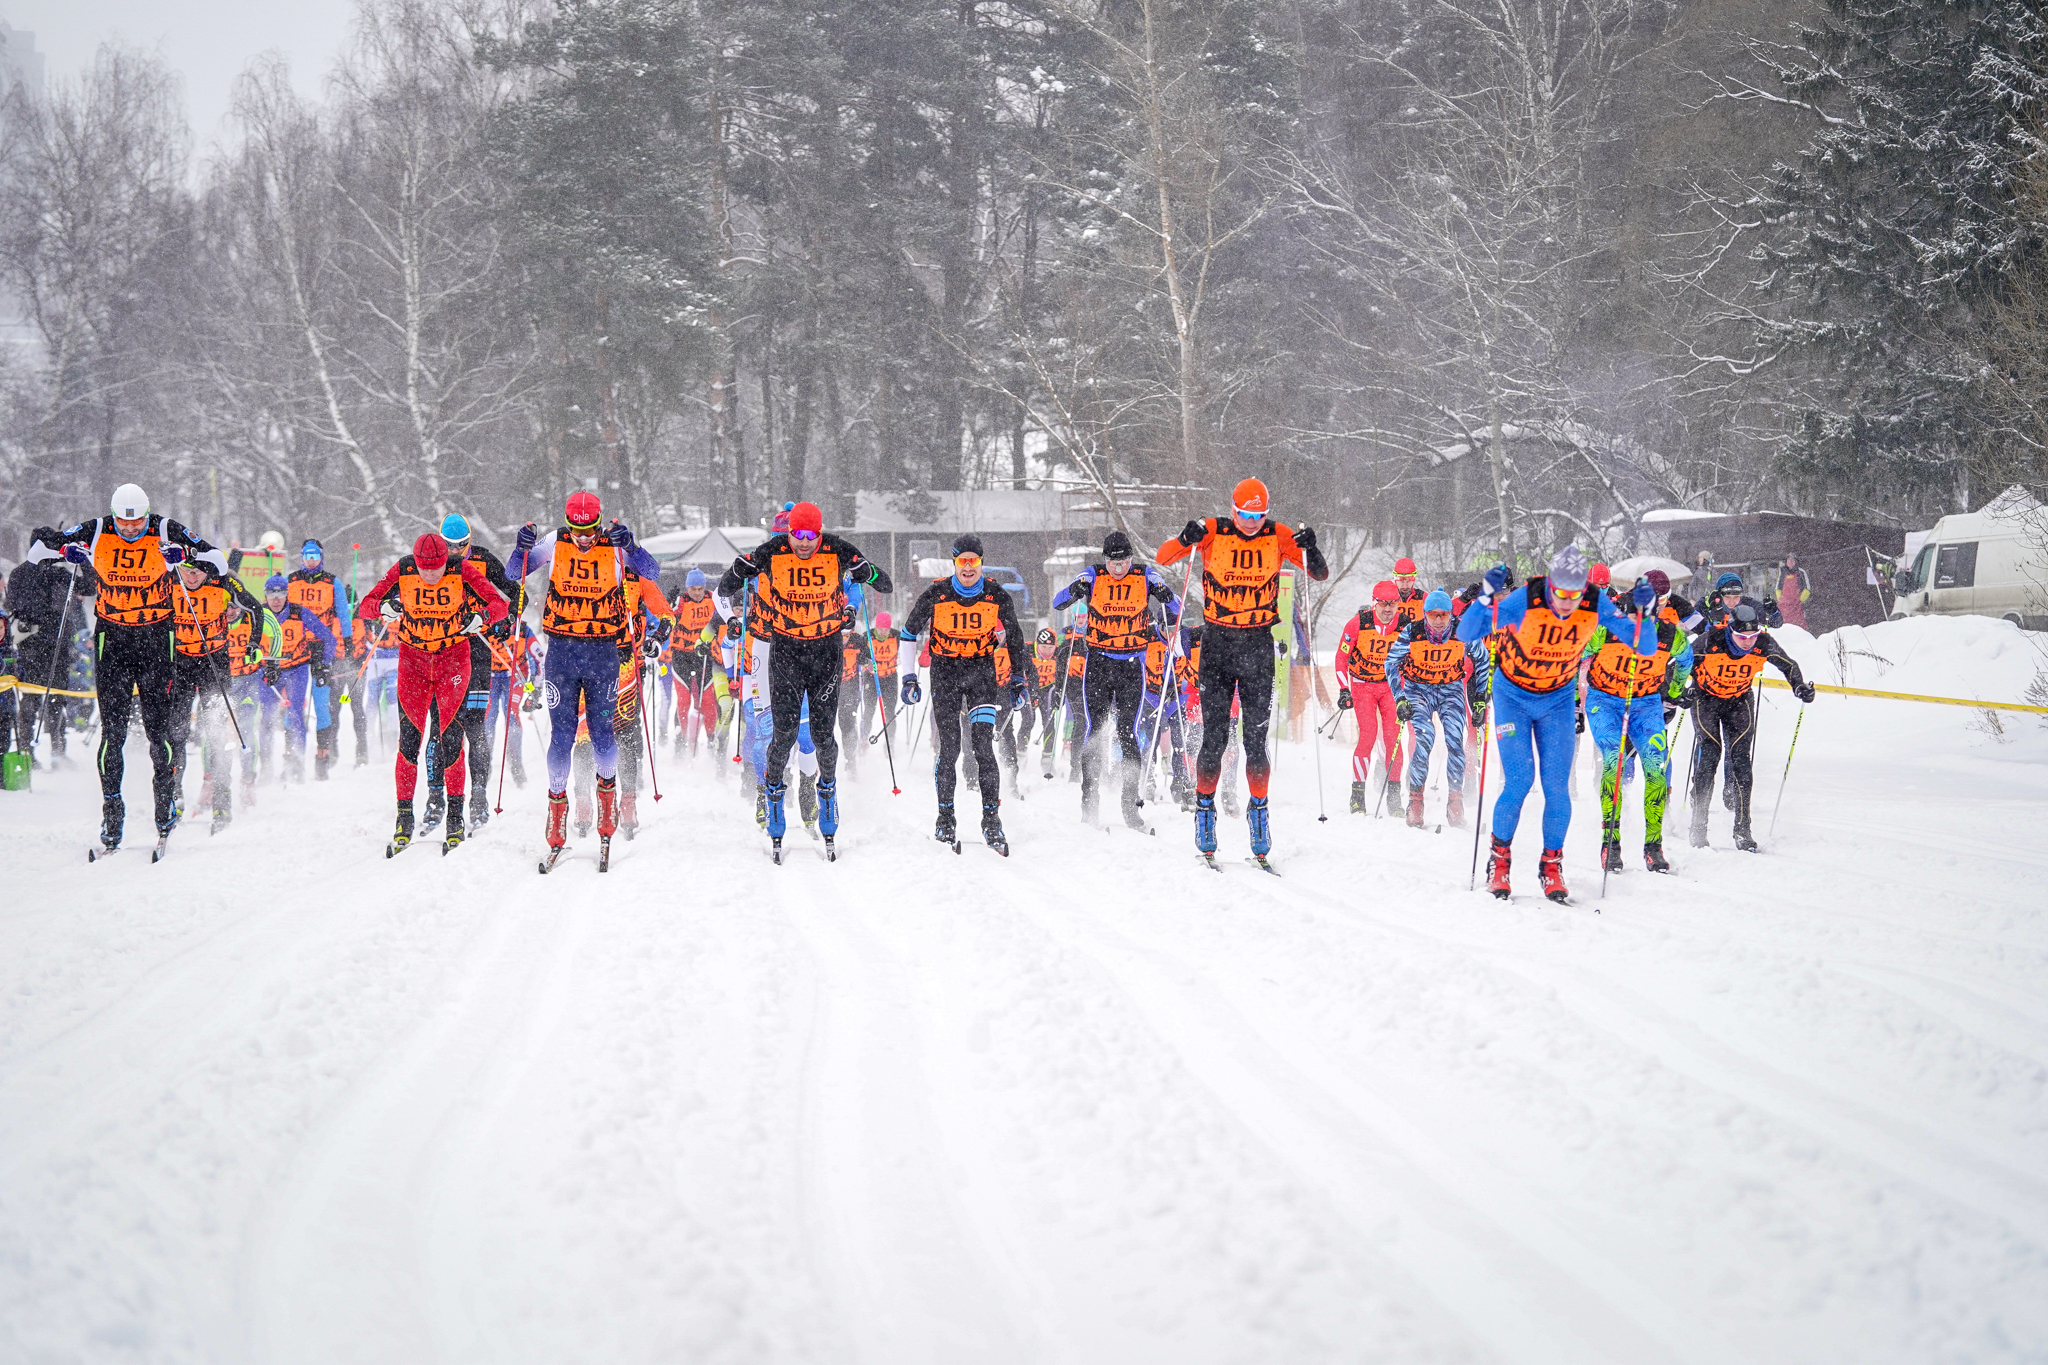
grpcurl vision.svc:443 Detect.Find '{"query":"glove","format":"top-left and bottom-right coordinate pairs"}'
top-left (1795, 681), bottom-right (1816, 703)
top-left (1484, 565), bottom-right (1508, 596)
top-left (488, 617), bottom-right (511, 641)
top-left (1470, 699), bottom-right (1487, 726)
top-left (1459, 584), bottom-right (1481, 605)
top-left (1679, 684), bottom-right (1698, 710)
top-left (379, 597), bottom-right (403, 622)
top-left (1631, 580), bottom-right (1655, 609)
top-left (1179, 519), bottom-right (1205, 547)
top-left (61, 543), bottom-right (90, 566)
top-left (901, 674), bottom-right (921, 705)
top-left (1800, 588), bottom-right (1811, 603)
top-left (312, 662), bottom-right (331, 687)
top-left (244, 647), bottom-right (262, 670)
top-left (1294, 524), bottom-right (1317, 553)
top-left (608, 520), bottom-right (634, 548)
top-left (1395, 696), bottom-right (1413, 724)
top-left (1011, 683), bottom-right (1029, 711)
top-left (1575, 706), bottom-right (1586, 734)
top-left (1336, 686), bottom-right (1353, 711)
top-left (514, 522), bottom-right (538, 555)
top-left (462, 612), bottom-right (486, 635)
top-left (1662, 698), bottom-right (1678, 724)
top-left (228, 547), bottom-right (244, 573)
top-left (161, 544), bottom-right (186, 567)
top-left (262, 662), bottom-right (280, 687)
top-left (724, 618), bottom-right (744, 641)
top-left (641, 636), bottom-right (662, 661)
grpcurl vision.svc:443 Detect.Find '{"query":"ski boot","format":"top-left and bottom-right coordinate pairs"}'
top-left (1539, 848), bottom-right (1569, 903)
top-left (538, 791), bottom-right (569, 873)
top-left (818, 779), bottom-right (839, 859)
top-left (469, 790), bottom-right (491, 830)
top-left (1446, 788), bottom-right (1466, 829)
top-left (764, 780), bottom-right (787, 862)
top-left (1405, 786), bottom-right (1425, 829)
top-left (1485, 836), bottom-right (1512, 899)
top-left (442, 803), bottom-right (466, 855)
top-left (1081, 770), bottom-right (1100, 827)
top-left (98, 796), bottom-right (124, 854)
top-left (1733, 826), bottom-right (1759, 853)
top-left (1348, 781), bottom-right (1366, 815)
top-left (354, 737), bottom-right (369, 769)
top-left (1644, 840), bottom-right (1670, 873)
top-left (1733, 791), bottom-right (1757, 851)
top-left (386, 800), bottom-right (414, 857)
top-left (1121, 783), bottom-right (1149, 833)
top-left (981, 801), bottom-right (1009, 857)
top-left (421, 790), bottom-right (446, 834)
top-left (799, 772), bottom-right (818, 832)
top-left (596, 776), bottom-right (618, 871)
top-left (935, 802), bottom-right (958, 846)
top-left (1688, 803), bottom-right (1710, 849)
top-left (315, 745), bottom-right (331, 781)
top-left (210, 784), bottom-right (232, 836)
top-left (1384, 779), bottom-right (1401, 816)
top-left (1247, 796), bottom-right (1272, 865)
top-left (620, 789), bottom-right (639, 839)
top-left (1601, 825), bottom-right (1625, 873)
top-left (1195, 792), bottom-right (1219, 864)
top-left (755, 786), bottom-right (768, 829)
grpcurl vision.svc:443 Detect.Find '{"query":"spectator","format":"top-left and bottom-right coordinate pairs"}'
top-left (1778, 554), bottom-right (1812, 630)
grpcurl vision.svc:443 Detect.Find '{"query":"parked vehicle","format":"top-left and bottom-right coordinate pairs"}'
top-left (1892, 490), bottom-right (2048, 630)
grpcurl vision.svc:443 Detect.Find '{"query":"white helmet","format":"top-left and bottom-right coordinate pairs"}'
top-left (111, 483), bottom-right (150, 520)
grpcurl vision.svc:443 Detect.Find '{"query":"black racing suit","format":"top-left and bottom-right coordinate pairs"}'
top-left (1686, 627), bottom-right (1807, 842)
top-left (168, 578), bottom-right (264, 815)
top-left (5, 559), bottom-right (82, 755)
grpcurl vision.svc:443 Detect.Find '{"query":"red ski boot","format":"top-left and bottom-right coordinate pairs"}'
top-left (1485, 836), bottom-right (1512, 899)
top-left (1446, 788), bottom-right (1466, 829)
top-left (545, 791), bottom-right (569, 848)
top-left (1539, 847), bottom-right (1569, 903)
top-left (596, 776), bottom-right (619, 839)
top-left (620, 789), bottom-right (639, 839)
top-left (1405, 786), bottom-right (1425, 828)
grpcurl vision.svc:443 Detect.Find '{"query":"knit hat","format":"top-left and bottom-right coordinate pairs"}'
top-left (1103, 529), bottom-right (1133, 558)
top-left (1231, 478), bottom-right (1269, 516)
top-left (874, 611), bottom-right (893, 631)
top-left (413, 533), bottom-right (449, 570)
top-left (440, 513), bottom-right (470, 542)
top-left (301, 538), bottom-right (324, 559)
top-left (684, 567), bottom-right (708, 589)
top-left (1715, 571), bottom-right (1744, 593)
top-left (1036, 627), bottom-right (1056, 645)
top-left (1372, 580), bottom-right (1399, 603)
top-left (1424, 588), bottom-right (1453, 612)
top-left (788, 502), bottom-right (823, 536)
top-left (1394, 557), bottom-right (1417, 576)
top-left (1587, 562), bottom-right (1611, 587)
top-left (264, 574), bottom-right (288, 594)
top-left (1646, 569), bottom-right (1671, 596)
top-left (952, 532), bottom-right (985, 558)
top-left (1548, 545), bottom-right (1590, 591)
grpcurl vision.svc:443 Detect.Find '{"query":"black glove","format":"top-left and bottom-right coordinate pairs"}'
top-left (262, 662), bottom-right (280, 687)
top-left (1459, 584), bottom-right (1481, 605)
top-left (1795, 681), bottom-right (1815, 703)
top-left (1179, 519), bottom-right (1205, 547)
top-left (1470, 699), bottom-right (1487, 726)
top-left (227, 546), bottom-right (244, 572)
top-left (1011, 683), bottom-right (1029, 711)
top-left (1294, 524), bottom-right (1317, 553)
top-left (901, 674), bottom-right (921, 705)
top-left (1575, 706), bottom-right (1586, 734)
top-left (1336, 686), bottom-right (1352, 711)
top-left (488, 617), bottom-right (512, 641)
top-left (724, 618), bottom-right (744, 641)
top-left (1679, 684), bottom-right (1698, 710)
top-left (312, 662), bottom-right (331, 687)
top-left (641, 636), bottom-right (662, 661)
top-left (1394, 696), bottom-right (1412, 724)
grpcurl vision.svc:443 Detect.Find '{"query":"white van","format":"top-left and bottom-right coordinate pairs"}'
top-left (1892, 488), bottom-right (2048, 630)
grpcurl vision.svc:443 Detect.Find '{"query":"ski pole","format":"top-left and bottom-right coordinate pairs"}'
top-left (25, 566), bottom-right (78, 751)
top-left (1769, 705), bottom-right (1805, 837)
top-left (1601, 628), bottom-right (1644, 901)
top-left (639, 652), bottom-right (662, 802)
top-left (493, 670), bottom-right (516, 813)
top-left (1468, 596), bottom-right (1500, 892)
top-left (860, 602), bottom-right (901, 793)
top-left (1133, 558), bottom-right (1197, 805)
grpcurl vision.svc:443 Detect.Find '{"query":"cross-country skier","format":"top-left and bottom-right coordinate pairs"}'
top-left (668, 568), bottom-right (722, 755)
top-left (1456, 546), bottom-right (1658, 902)
top-left (1683, 601), bottom-right (1812, 851)
top-left (1391, 557), bottom-right (1426, 625)
top-left (903, 534), bottom-right (1027, 853)
top-left (484, 615), bottom-right (538, 786)
top-left (24, 485), bottom-right (231, 855)
top-left (1013, 626), bottom-right (1060, 777)
top-left (360, 532), bottom-right (508, 855)
top-left (615, 561), bottom-right (674, 836)
top-left (509, 493), bottom-right (642, 868)
top-left (1578, 578), bottom-right (1694, 871)
top-left (1386, 588), bottom-right (1482, 829)
top-left (1051, 529), bottom-right (1180, 828)
top-left (417, 515), bottom-right (519, 830)
top-left (1153, 478), bottom-right (1328, 865)
top-left (225, 584), bottom-right (278, 808)
top-left (1334, 581), bottom-right (1404, 815)
top-left (717, 501), bottom-right (891, 859)
top-left (286, 539), bottom-right (352, 779)
top-left (1695, 572), bottom-right (1782, 637)
top-left (258, 574), bottom-right (339, 784)
top-left (861, 611), bottom-right (906, 750)
top-left (169, 560), bottom-right (264, 833)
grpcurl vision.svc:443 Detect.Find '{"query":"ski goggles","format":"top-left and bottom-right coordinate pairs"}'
top-left (1230, 504), bottom-right (1264, 524)
top-left (953, 552), bottom-right (982, 568)
top-left (789, 529), bottom-right (820, 543)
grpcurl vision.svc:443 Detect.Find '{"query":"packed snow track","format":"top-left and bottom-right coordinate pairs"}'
top-left (3, 617), bottom-right (2045, 1364)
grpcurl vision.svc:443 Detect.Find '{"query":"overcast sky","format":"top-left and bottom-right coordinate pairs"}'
top-left (8, 0), bottom-right (354, 156)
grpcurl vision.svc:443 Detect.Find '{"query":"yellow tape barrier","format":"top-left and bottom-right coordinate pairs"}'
top-left (0, 674), bottom-right (99, 700)
top-left (1758, 676), bottom-right (2048, 714)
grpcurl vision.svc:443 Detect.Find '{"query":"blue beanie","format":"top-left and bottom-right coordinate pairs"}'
top-left (264, 574), bottom-right (288, 593)
top-left (1424, 588), bottom-right (1453, 612)
top-left (300, 539), bottom-right (323, 558)
top-left (441, 513), bottom-right (470, 541)
top-left (685, 567), bottom-right (708, 589)
top-left (1715, 571), bottom-right (1743, 593)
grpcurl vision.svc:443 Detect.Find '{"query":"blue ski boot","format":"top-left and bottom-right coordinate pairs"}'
top-left (765, 779), bottom-right (788, 863)
top-left (1247, 796), bottom-right (1273, 868)
top-left (818, 778), bottom-right (839, 861)
top-left (1195, 791), bottom-right (1218, 866)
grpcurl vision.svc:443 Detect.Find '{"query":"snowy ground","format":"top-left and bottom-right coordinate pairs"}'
top-left (3, 616), bottom-right (2046, 1364)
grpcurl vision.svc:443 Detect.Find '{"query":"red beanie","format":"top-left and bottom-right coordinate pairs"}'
top-left (788, 501), bottom-right (823, 536)
top-left (414, 532), bottom-right (448, 569)
top-left (565, 490), bottom-right (603, 528)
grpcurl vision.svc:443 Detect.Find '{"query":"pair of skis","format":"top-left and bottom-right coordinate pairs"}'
top-left (87, 837), bottom-right (168, 864)
top-left (538, 835), bottom-right (610, 874)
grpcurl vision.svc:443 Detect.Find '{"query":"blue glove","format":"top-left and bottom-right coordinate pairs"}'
top-left (901, 674), bottom-right (921, 705)
top-left (62, 543), bottom-right (90, 566)
top-left (161, 544), bottom-right (186, 567)
top-left (1631, 579), bottom-right (1655, 609)
top-left (1011, 683), bottom-right (1029, 710)
top-left (514, 523), bottom-right (538, 555)
top-left (1484, 565), bottom-right (1509, 596)
top-left (608, 521), bottom-right (634, 548)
